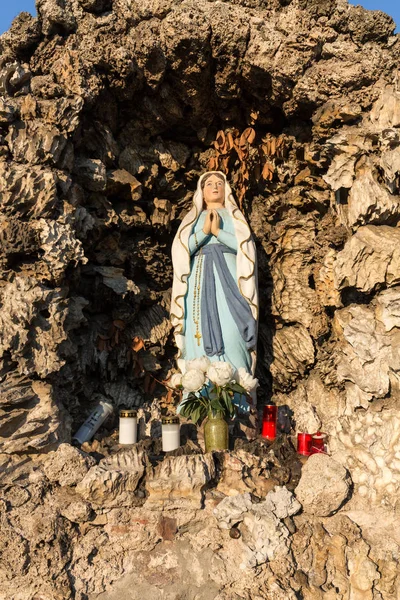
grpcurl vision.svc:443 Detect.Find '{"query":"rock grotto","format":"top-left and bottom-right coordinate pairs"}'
top-left (1, 0), bottom-right (400, 598)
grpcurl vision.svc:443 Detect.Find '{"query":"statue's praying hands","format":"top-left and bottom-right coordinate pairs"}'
top-left (202, 209), bottom-right (221, 236)
top-left (202, 210), bottom-right (212, 235)
top-left (210, 209), bottom-right (221, 237)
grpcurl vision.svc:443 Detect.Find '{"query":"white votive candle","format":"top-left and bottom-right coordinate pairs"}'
top-left (162, 416), bottom-right (180, 452)
top-left (119, 409), bottom-right (137, 444)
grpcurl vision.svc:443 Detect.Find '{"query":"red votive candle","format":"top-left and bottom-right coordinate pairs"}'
top-left (311, 431), bottom-right (327, 454)
top-left (261, 405), bottom-right (277, 440)
top-left (297, 432), bottom-right (312, 456)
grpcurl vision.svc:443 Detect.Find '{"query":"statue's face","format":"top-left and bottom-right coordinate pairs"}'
top-left (203, 175), bottom-right (225, 206)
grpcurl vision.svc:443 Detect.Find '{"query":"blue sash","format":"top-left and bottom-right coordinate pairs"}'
top-left (194, 244), bottom-right (257, 357)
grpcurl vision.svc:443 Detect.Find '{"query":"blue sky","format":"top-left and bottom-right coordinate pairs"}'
top-left (0, 0), bottom-right (399, 34)
top-left (1, 1), bottom-right (37, 34)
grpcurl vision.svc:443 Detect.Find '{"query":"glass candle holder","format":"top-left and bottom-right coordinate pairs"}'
top-left (297, 432), bottom-right (312, 456)
top-left (261, 405), bottom-right (278, 440)
top-left (73, 401), bottom-right (114, 445)
top-left (119, 409), bottom-right (137, 444)
top-left (311, 431), bottom-right (327, 454)
top-left (162, 416), bottom-right (180, 452)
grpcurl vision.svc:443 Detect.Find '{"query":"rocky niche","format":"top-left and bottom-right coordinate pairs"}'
top-left (0, 404), bottom-right (356, 600)
top-left (1, 0), bottom-right (400, 597)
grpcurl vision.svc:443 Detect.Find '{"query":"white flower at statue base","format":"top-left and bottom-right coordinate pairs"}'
top-left (170, 373), bottom-right (183, 389)
top-left (182, 369), bottom-right (206, 393)
top-left (207, 362), bottom-right (235, 387)
top-left (236, 367), bottom-right (259, 392)
top-left (185, 356), bottom-right (211, 373)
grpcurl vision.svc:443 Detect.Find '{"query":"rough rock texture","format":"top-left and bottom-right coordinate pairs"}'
top-left (1, 0), bottom-right (400, 597)
top-left (333, 407), bottom-right (400, 507)
top-left (42, 442), bottom-right (96, 486)
top-left (0, 431), bottom-right (306, 600)
top-left (216, 449), bottom-right (274, 497)
top-left (145, 452), bottom-right (216, 509)
top-left (295, 453), bottom-right (351, 516)
top-left (334, 226), bottom-right (400, 293)
top-left (76, 446), bottom-right (146, 508)
top-left (292, 514), bottom-right (382, 600)
top-left (0, 0), bottom-right (399, 444)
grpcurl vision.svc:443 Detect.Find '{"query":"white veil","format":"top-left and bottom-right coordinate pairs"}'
top-left (170, 171), bottom-right (258, 373)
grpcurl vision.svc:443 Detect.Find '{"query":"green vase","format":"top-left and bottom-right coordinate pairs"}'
top-left (204, 409), bottom-right (229, 452)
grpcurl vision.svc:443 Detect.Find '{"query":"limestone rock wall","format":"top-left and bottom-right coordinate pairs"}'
top-left (2, 420), bottom-right (399, 600)
top-left (1, 0), bottom-right (400, 597)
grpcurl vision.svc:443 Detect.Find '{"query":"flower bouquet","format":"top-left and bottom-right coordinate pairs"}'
top-left (170, 356), bottom-right (258, 451)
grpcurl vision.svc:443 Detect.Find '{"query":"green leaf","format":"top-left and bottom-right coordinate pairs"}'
top-left (201, 405), bottom-right (208, 422)
top-left (218, 391), bottom-right (226, 416)
top-left (210, 397), bottom-right (224, 413)
top-left (178, 393), bottom-right (209, 424)
top-left (179, 403), bottom-right (193, 419)
top-left (222, 389), bottom-right (234, 417)
top-left (228, 382), bottom-right (247, 394)
top-left (192, 406), bottom-right (201, 424)
top-left (208, 388), bottom-right (218, 401)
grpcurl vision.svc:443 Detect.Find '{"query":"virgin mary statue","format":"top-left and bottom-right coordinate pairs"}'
top-left (170, 171), bottom-right (258, 409)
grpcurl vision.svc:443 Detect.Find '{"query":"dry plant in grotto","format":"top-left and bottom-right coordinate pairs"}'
top-left (208, 127), bottom-right (288, 207)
